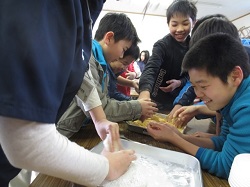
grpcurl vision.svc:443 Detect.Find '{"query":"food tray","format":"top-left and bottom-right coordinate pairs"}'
top-left (91, 139), bottom-right (203, 187)
top-left (126, 121), bottom-right (149, 135)
top-left (126, 113), bottom-right (185, 135)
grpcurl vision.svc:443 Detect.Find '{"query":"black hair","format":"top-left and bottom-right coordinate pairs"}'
top-left (124, 45), bottom-right (140, 60)
top-left (190, 17), bottom-right (240, 47)
top-left (166, 0), bottom-right (197, 24)
top-left (191, 14), bottom-right (228, 35)
top-left (139, 50), bottom-right (150, 63)
top-left (182, 33), bottom-right (250, 83)
top-left (94, 13), bottom-right (140, 45)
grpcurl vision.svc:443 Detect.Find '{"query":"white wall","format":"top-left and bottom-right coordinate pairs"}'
top-left (92, 11), bottom-right (169, 54)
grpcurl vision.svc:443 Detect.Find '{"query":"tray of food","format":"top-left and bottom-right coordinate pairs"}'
top-left (126, 113), bottom-right (185, 135)
top-left (91, 139), bottom-right (203, 187)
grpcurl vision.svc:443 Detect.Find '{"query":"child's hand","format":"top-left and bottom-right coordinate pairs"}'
top-left (191, 131), bottom-right (215, 138)
top-left (102, 149), bottom-right (136, 181)
top-left (103, 134), bottom-right (121, 152)
top-left (95, 119), bottom-right (122, 152)
top-left (147, 121), bottom-right (182, 142)
top-left (125, 71), bottom-right (136, 80)
top-left (173, 106), bottom-right (199, 127)
top-left (138, 98), bottom-right (158, 118)
top-left (159, 79), bottom-right (181, 92)
top-left (167, 105), bottom-right (187, 128)
top-left (132, 81), bottom-right (139, 93)
top-left (168, 104), bottom-right (182, 118)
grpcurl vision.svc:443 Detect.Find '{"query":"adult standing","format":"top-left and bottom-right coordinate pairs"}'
top-left (0, 1), bottom-right (135, 186)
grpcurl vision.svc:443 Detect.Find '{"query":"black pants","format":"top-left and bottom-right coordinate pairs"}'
top-left (0, 147), bottom-right (21, 187)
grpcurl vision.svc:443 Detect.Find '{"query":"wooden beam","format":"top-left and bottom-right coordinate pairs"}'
top-left (231, 12), bottom-right (250, 22)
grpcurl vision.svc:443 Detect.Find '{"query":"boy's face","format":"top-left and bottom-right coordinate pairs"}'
top-left (189, 68), bottom-right (237, 111)
top-left (168, 13), bottom-right (193, 42)
top-left (110, 55), bottom-right (134, 74)
top-left (102, 32), bottom-right (132, 63)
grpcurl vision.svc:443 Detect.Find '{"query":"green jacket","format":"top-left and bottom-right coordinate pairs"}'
top-left (57, 53), bottom-right (142, 138)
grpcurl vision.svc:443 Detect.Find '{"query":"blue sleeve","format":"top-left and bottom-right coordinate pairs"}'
top-left (112, 92), bottom-right (131, 101)
top-left (107, 67), bottom-right (132, 101)
top-left (195, 147), bottom-right (206, 159)
top-left (195, 147), bottom-right (229, 179)
top-left (87, 0), bottom-right (106, 27)
top-left (211, 119), bottom-right (228, 151)
top-left (108, 79), bottom-right (131, 101)
top-left (173, 81), bottom-right (196, 106)
top-left (195, 103), bottom-right (250, 179)
top-left (194, 120), bottom-right (229, 178)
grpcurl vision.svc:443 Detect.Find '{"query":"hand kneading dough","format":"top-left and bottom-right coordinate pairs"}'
top-left (103, 134), bottom-right (120, 152)
top-left (132, 114), bottom-right (184, 133)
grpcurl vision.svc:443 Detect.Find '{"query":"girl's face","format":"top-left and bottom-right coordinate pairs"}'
top-left (140, 52), bottom-right (145, 61)
top-left (189, 68), bottom-right (237, 111)
top-left (168, 13), bottom-right (193, 42)
top-left (110, 55), bottom-right (134, 74)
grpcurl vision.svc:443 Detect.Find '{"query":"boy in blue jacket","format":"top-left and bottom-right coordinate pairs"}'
top-left (147, 33), bottom-right (250, 179)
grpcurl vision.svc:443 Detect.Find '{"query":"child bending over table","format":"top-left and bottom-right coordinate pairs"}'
top-left (147, 33), bottom-right (250, 179)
